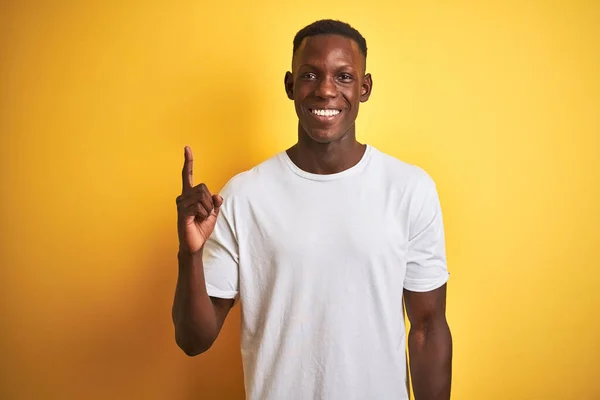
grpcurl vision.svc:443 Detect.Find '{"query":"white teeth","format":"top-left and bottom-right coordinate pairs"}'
top-left (312, 109), bottom-right (340, 117)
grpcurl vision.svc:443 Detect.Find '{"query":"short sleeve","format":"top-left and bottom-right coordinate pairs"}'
top-left (202, 201), bottom-right (239, 299)
top-left (403, 172), bottom-right (450, 292)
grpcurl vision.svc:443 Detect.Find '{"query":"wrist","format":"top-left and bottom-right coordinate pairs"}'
top-left (178, 245), bottom-right (204, 259)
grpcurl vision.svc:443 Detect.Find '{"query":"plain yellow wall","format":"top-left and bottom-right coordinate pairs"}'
top-left (1, 1), bottom-right (599, 399)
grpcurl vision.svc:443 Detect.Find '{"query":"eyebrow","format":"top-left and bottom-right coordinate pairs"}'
top-left (297, 63), bottom-right (356, 70)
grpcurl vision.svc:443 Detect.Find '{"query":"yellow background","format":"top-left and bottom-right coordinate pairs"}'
top-left (1, 1), bottom-right (599, 399)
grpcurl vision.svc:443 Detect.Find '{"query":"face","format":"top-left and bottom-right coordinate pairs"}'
top-left (284, 34), bottom-right (372, 144)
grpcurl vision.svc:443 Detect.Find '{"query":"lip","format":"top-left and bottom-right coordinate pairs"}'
top-left (306, 107), bottom-right (344, 124)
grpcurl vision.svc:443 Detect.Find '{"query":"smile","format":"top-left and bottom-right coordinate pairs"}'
top-left (310, 108), bottom-right (341, 117)
top-left (308, 108), bottom-right (342, 123)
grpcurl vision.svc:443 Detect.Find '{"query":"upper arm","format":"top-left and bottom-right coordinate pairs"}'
top-left (202, 185), bottom-right (240, 339)
top-left (203, 194), bottom-right (240, 299)
top-left (203, 200), bottom-right (239, 337)
top-left (403, 170), bottom-right (449, 295)
top-left (404, 284), bottom-right (447, 329)
top-left (211, 296), bottom-right (235, 334)
top-left (403, 170), bottom-right (450, 327)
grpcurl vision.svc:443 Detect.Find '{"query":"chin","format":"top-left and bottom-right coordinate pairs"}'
top-left (300, 122), bottom-right (347, 144)
top-left (306, 129), bottom-right (343, 144)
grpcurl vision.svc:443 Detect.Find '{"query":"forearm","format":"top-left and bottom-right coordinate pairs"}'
top-left (172, 248), bottom-right (218, 355)
top-left (408, 318), bottom-right (452, 400)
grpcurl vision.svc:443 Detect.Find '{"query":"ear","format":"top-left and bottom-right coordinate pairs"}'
top-left (360, 73), bottom-right (373, 103)
top-left (284, 71), bottom-right (294, 100)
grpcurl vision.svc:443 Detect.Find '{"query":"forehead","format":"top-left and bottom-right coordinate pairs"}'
top-left (293, 34), bottom-right (363, 70)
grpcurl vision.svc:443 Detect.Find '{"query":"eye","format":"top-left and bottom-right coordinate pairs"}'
top-left (338, 73), bottom-right (353, 82)
top-left (301, 72), bottom-right (317, 80)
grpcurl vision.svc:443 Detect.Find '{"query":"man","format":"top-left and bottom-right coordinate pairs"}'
top-left (172, 19), bottom-right (452, 400)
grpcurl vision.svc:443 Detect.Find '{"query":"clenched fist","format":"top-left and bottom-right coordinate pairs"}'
top-left (176, 146), bottom-right (223, 254)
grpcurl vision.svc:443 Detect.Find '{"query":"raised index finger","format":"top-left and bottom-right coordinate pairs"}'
top-left (182, 146), bottom-right (194, 192)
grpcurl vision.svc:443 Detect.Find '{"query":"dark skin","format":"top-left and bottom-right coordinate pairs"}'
top-left (405, 285), bottom-right (453, 399)
top-left (285, 34), bottom-right (452, 399)
top-left (284, 34), bottom-right (372, 174)
top-left (173, 33), bottom-right (452, 399)
top-left (172, 146), bottom-right (234, 356)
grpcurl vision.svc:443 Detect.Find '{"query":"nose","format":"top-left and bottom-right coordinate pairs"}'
top-left (314, 76), bottom-right (337, 99)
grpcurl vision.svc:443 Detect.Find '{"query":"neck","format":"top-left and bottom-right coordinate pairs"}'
top-left (286, 125), bottom-right (367, 175)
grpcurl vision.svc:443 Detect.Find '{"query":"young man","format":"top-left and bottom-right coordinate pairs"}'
top-left (173, 19), bottom-right (452, 400)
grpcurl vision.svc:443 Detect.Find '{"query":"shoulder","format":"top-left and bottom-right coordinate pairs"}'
top-left (370, 146), bottom-right (438, 194)
top-left (219, 151), bottom-right (286, 198)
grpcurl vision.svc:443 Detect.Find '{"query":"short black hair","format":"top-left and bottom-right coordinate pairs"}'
top-left (293, 19), bottom-right (367, 59)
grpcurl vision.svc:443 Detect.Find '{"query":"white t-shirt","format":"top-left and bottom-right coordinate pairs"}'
top-left (203, 144), bottom-right (449, 400)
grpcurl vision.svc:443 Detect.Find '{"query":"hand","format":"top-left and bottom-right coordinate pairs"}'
top-left (176, 146), bottom-right (223, 254)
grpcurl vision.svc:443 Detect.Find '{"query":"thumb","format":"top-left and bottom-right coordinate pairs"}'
top-left (212, 194), bottom-right (223, 212)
